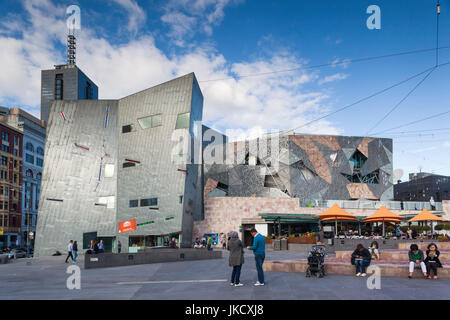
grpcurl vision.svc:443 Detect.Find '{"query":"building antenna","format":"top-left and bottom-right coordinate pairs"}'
top-left (67, 27), bottom-right (76, 65)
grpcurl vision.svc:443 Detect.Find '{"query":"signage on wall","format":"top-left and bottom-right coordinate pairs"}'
top-left (0, 227), bottom-right (3, 235)
top-left (118, 219), bottom-right (137, 234)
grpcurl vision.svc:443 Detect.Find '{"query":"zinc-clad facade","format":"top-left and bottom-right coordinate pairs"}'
top-left (35, 73), bottom-right (202, 256)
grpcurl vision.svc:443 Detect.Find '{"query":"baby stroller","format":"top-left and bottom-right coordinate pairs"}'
top-left (305, 245), bottom-right (326, 278)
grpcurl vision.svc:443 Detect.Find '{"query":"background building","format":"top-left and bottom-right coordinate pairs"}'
top-left (0, 108), bottom-right (46, 249)
top-left (35, 73), bottom-right (203, 256)
top-left (394, 172), bottom-right (450, 202)
top-left (41, 64), bottom-right (98, 123)
top-left (195, 134), bottom-right (394, 244)
top-left (0, 122), bottom-right (23, 251)
top-left (202, 134), bottom-right (393, 201)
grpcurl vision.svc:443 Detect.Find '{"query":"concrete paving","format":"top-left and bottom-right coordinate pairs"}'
top-left (0, 250), bottom-right (449, 300)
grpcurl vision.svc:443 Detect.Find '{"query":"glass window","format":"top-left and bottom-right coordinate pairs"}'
top-left (1, 132), bottom-right (9, 141)
top-left (1, 156), bottom-right (7, 166)
top-left (37, 147), bottom-right (44, 155)
top-left (152, 114), bottom-right (162, 127)
top-left (137, 116), bottom-right (152, 129)
top-left (26, 142), bottom-right (34, 152)
top-left (1, 144), bottom-right (8, 152)
top-left (140, 198), bottom-right (158, 207)
top-left (137, 114), bottom-right (162, 129)
top-left (122, 124), bottom-right (135, 133)
top-left (175, 112), bottom-right (190, 129)
top-left (14, 136), bottom-right (18, 146)
top-left (55, 74), bottom-right (63, 100)
top-left (129, 200), bottom-right (139, 208)
top-left (36, 158), bottom-right (43, 167)
top-left (26, 154), bottom-right (34, 164)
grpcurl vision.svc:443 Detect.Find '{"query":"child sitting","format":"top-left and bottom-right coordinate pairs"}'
top-left (424, 243), bottom-right (442, 279)
top-left (369, 241), bottom-right (380, 260)
top-left (408, 244), bottom-right (427, 279)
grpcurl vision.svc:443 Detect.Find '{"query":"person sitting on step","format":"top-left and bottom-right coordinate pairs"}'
top-left (408, 244), bottom-right (427, 279)
top-left (424, 243), bottom-right (442, 280)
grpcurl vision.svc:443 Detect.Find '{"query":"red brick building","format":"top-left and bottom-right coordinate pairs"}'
top-left (0, 122), bottom-right (23, 251)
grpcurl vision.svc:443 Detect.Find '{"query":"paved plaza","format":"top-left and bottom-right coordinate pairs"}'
top-left (1, 250), bottom-right (449, 300)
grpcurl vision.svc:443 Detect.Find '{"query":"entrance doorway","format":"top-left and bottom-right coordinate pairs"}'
top-left (242, 224), bottom-right (255, 247)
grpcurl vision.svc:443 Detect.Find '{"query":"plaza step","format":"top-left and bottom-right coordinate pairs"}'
top-left (335, 249), bottom-right (450, 261)
top-left (397, 242), bottom-right (450, 251)
top-left (263, 258), bottom-right (450, 278)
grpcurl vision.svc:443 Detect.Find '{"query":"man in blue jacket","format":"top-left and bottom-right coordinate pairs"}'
top-left (247, 228), bottom-right (265, 286)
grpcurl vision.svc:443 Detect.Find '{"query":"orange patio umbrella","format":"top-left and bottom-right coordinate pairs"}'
top-left (365, 206), bottom-right (403, 236)
top-left (318, 204), bottom-right (358, 234)
top-left (408, 209), bottom-right (446, 233)
top-left (408, 209), bottom-right (446, 222)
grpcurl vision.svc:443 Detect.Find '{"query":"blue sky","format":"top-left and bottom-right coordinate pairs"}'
top-left (1, 0), bottom-right (450, 179)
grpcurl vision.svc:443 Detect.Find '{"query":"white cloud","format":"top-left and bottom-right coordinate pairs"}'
top-left (318, 73), bottom-right (349, 85)
top-left (111, 0), bottom-right (146, 34)
top-left (0, 0), bottom-right (341, 137)
top-left (161, 0), bottom-right (244, 46)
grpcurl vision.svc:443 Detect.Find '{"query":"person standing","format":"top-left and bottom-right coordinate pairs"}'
top-left (118, 241), bottom-right (122, 253)
top-left (430, 196), bottom-right (436, 211)
top-left (222, 234), bottom-right (227, 250)
top-left (72, 241), bottom-right (78, 263)
top-left (65, 240), bottom-right (74, 263)
top-left (247, 228), bottom-right (265, 286)
top-left (207, 236), bottom-right (212, 251)
top-left (228, 231), bottom-right (244, 287)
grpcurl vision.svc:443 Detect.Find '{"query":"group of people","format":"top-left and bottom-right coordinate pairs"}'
top-left (407, 243), bottom-right (442, 279)
top-left (227, 228), bottom-right (266, 287)
top-left (192, 236), bottom-right (213, 250)
top-left (350, 241), bottom-right (443, 279)
top-left (64, 239), bottom-right (108, 263)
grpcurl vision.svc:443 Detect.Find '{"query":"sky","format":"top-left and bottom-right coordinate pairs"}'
top-left (1, 0), bottom-right (450, 180)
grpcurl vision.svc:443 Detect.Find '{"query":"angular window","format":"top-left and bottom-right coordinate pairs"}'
top-left (37, 147), bottom-right (44, 155)
top-left (175, 112), bottom-right (190, 129)
top-left (140, 198), bottom-right (158, 207)
top-left (137, 114), bottom-right (162, 129)
top-left (129, 200), bottom-right (139, 208)
top-left (123, 162), bottom-right (136, 168)
top-left (122, 124), bottom-right (135, 134)
top-left (36, 158), bottom-right (43, 167)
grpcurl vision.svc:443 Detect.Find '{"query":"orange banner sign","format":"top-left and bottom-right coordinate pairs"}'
top-left (118, 219), bottom-right (136, 234)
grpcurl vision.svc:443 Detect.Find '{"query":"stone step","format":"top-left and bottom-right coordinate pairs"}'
top-left (397, 242), bottom-right (450, 251)
top-left (335, 250), bottom-right (450, 261)
top-left (264, 258), bottom-right (450, 278)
